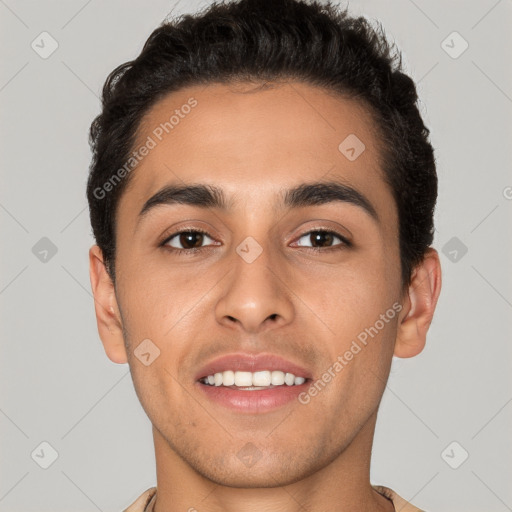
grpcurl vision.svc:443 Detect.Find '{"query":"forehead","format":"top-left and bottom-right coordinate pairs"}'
top-left (118, 81), bottom-right (394, 225)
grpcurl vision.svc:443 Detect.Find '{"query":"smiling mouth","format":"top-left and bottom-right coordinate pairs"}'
top-left (198, 369), bottom-right (310, 390)
top-left (196, 368), bottom-right (312, 413)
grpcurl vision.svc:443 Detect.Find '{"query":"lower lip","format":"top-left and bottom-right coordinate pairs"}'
top-left (196, 381), bottom-right (309, 413)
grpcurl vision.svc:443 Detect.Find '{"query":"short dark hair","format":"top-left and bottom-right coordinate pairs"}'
top-left (87, 0), bottom-right (437, 287)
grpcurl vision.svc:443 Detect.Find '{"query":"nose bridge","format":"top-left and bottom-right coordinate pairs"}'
top-left (214, 233), bottom-right (294, 332)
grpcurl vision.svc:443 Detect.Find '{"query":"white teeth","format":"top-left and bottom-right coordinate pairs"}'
top-left (201, 370), bottom-right (307, 387)
top-left (271, 371), bottom-right (285, 385)
top-left (284, 372), bottom-right (295, 386)
top-left (222, 370), bottom-right (235, 386)
top-left (252, 371), bottom-right (271, 386)
top-left (234, 371), bottom-right (253, 386)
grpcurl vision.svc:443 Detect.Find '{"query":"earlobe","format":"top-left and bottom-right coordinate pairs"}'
top-left (394, 248), bottom-right (442, 358)
top-left (88, 245), bottom-right (128, 364)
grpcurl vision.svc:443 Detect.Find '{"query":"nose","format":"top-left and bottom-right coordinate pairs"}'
top-left (214, 240), bottom-right (295, 334)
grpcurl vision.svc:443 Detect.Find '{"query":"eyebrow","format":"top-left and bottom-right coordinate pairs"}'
top-left (137, 180), bottom-right (379, 226)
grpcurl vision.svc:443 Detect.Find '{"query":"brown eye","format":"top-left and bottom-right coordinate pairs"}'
top-left (164, 230), bottom-right (215, 250)
top-left (295, 230), bottom-right (348, 249)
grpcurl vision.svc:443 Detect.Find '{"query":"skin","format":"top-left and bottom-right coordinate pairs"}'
top-left (89, 81), bottom-right (441, 512)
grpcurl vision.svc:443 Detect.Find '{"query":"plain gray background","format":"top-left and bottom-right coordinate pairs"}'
top-left (1, 0), bottom-right (511, 511)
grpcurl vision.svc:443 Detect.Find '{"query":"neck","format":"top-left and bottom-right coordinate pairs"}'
top-left (151, 409), bottom-right (394, 512)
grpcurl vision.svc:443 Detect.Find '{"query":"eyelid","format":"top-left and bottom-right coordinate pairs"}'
top-left (160, 227), bottom-right (217, 248)
top-left (291, 228), bottom-right (352, 248)
top-left (159, 223), bottom-right (221, 246)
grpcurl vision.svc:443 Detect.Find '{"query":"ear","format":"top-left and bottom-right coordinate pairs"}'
top-left (88, 245), bottom-right (128, 364)
top-left (394, 248), bottom-right (442, 358)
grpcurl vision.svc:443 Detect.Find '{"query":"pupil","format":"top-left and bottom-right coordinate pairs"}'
top-left (312, 231), bottom-right (332, 247)
top-left (180, 232), bottom-right (203, 249)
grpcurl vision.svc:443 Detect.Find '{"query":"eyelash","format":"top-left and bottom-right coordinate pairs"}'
top-left (159, 228), bottom-right (352, 256)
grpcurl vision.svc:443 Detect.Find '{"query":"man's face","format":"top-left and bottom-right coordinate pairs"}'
top-left (112, 81), bottom-right (405, 486)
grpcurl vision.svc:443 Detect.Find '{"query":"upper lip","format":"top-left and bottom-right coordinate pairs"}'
top-left (195, 352), bottom-right (313, 381)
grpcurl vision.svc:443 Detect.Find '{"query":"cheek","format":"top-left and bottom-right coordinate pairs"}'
top-left (129, 359), bottom-right (184, 430)
top-left (116, 253), bottom-right (207, 330)
top-left (292, 253), bottom-right (400, 397)
top-left (294, 255), bottom-right (398, 335)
